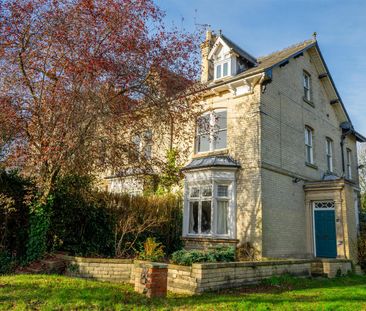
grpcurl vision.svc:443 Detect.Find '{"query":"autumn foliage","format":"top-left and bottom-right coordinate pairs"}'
top-left (0, 0), bottom-right (201, 197)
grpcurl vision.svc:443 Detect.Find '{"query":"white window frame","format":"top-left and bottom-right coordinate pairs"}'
top-left (346, 148), bottom-right (352, 179)
top-left (183, 170), bottom-right (237, 239)
top-left (326, 138), bottom-right (333, 173)
top-left (188, 184), bottom-right (213, 235)
top-left (187, 182), bottom-right (233, 237)
top-left (215, 60), bottom-right (230, 80)
top-left (132, 129), bottom-right (153, 160)
top-left (303, 71), bottom-right (311, 101)
top-left (305, 126), bottom-right (314, 164)
top-left (196, 109), bottom-right (227, 153)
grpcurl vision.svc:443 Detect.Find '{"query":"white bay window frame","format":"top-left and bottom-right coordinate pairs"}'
top-left (183, 169), bottom-right (236, 239)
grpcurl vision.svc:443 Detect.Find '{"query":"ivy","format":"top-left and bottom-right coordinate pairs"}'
top-left (156, 149), bottom-right (182, 195)
top-left (24, 196), bottom-right (53, 264)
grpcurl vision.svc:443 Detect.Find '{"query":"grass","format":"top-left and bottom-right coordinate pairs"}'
top-left (1, 274), bottom-right (366, 310)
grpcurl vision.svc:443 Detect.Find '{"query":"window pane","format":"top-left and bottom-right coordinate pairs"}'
top-left (223, 62), bottom-right (228, 76)
top-left (305, 129), bottom-right (309, 145)
top-left (217, 185), bottom-right (228, 197)
top-left (197, 115), bottom-right (210, 135)
top-left (201, 201), bottom-right (211, 233)
top-left (215, 111), bottom-right (227, 130)
top-left (190, 187), bottom-right (199, 198)
top-left (216, 64), bottom-right (221, 79)
top-left (197, 134), bottom-right (210, 152)
top-left (202, 185), bottom-right (212, 197)
top-left (214, 130), bottom-right (227, 150)
top-left (217, 201), bottom-right (228, 234)
top-left (306, 145), bottom-right (312, 163)
top-left (189, 201), bottom-right (199, 234)
top-left (144, 144), bottom-right (152, 159)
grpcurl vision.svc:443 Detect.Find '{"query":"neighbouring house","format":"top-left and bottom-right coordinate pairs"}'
top-left (105, 30), bottom-right (365, 262)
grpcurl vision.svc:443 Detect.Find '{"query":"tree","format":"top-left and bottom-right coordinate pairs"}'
top-left (359, 146), bottom-right (366, 210)
top-left (0, 0), bottom-right (202, 201)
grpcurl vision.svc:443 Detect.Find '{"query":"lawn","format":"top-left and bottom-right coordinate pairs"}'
top-left (1, 274), bottom-right (366, 310)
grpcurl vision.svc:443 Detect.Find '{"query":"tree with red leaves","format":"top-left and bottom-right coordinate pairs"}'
top-left (0, 0), bottom-right (201, 201)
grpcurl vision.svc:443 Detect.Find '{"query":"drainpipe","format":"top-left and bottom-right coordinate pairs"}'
top-left (340, 122), bottom-right (353, 177)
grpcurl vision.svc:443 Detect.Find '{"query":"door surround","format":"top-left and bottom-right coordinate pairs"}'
top-left (312, 201), bottom-right (337, 258)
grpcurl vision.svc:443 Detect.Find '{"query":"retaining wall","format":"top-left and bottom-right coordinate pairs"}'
top-left (59, 255), bottom-right (353, 295)
top-left (62, 255), bottom-right (133, 283)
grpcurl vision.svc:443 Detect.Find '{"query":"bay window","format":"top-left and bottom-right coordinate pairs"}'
top-left (187, 183), bottom-right (233, 236)
top-left (196, 109), bottom-right (227, 153)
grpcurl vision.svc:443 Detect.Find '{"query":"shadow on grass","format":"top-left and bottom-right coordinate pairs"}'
top-left (0, 274), bottom-right (366, 310)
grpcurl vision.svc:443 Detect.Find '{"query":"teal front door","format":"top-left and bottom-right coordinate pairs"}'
top-left (314, 209), bottom-right (337, 258)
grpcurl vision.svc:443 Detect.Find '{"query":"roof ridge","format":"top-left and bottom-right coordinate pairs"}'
top-left (258, 38), bottom-right (316, 62)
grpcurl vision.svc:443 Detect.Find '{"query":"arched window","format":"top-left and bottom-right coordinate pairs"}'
top-left (196, 109), bottom-right (227, 153)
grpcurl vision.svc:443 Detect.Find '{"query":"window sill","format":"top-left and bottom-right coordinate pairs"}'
top-left (182, 236), bottom-right (238, 243)
top-left (305, 162), bottom-right (318, 170)
top-left (193, 149), bottom-right (229, 159)
top-left (303, 97), bottom-right (315, 107)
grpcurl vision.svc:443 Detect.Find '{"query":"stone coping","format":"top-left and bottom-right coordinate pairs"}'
top-left (181, 237), bottom-right (239, 243)
top-left (134, 260), bottom-right (168, 269)
top-left (57, 254), bottom-right (351, 269)
top-left (167, 264), bottom-right (192, 272)
top-left (192, 259), bottom-right (316, 269)
top-left (57, 254), bottom-right (133, 264)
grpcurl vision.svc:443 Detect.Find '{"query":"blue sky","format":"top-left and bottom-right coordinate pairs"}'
top-left (157, 0), bottom-right (366, 137)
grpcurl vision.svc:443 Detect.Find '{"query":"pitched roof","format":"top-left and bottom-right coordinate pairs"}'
top-left (219, 34), bottom-right (257, 65)
top-left (206, 35), bottom-right (365, 142)
top-left (237, 38), bottom-right (316, 78)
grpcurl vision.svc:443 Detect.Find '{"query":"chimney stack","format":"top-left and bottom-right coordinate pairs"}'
top-left (200, 29), bottom-right (216, 83)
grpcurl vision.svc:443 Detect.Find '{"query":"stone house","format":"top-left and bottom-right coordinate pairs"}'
top-left (106, 31), bottom-right (365, 261)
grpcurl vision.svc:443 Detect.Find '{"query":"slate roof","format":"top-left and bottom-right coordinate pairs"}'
top-left (182, 155), bottom-right (240, 171)
top-left (235, 38), bottom-right (316, 79)
top-left (220, 34), bottom-right (258, 65)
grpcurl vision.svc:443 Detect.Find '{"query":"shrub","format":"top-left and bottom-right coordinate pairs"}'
top-left (105, 192), bottom-right (182, 257)
top-left (48, 175), bottom-right (182, 258)
top-left (0, 251), bottom-right (14, 274)
top-left (25, 196), bottom-right (53, 263)
top-left (138, 237), bottom-right (165, 262)
top-left (0, 169), bottom-right (34, 261)
top-left (48, 175), bottom-right (115, 257)
top-left (358, 230), bottom-right (366, 271)
top-left (171, 247), bottom-right (235, 266)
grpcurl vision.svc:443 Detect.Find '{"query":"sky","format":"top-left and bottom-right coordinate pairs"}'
top-left (156, 0), bottom-right (366, 138)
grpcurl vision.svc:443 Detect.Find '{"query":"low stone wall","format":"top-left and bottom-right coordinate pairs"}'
top-left (57, 255), bottom-right (354, 295)
top-left (319, 259), bottom-right (352, 278)
top-left (167, 264), bottom-right (197, 294)
top-left (170, 259), bottom-right (313, 294)
top-left (61, 255), bottom-right (133, 283)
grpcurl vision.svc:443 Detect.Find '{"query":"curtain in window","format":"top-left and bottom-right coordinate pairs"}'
top-left (189, 202), bottom-right (198, 233)
top-left (217, 201), bottom-right (228, 234)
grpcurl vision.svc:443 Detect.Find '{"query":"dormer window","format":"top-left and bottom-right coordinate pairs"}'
top-left (215, 60), bottom-right (230, 80)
